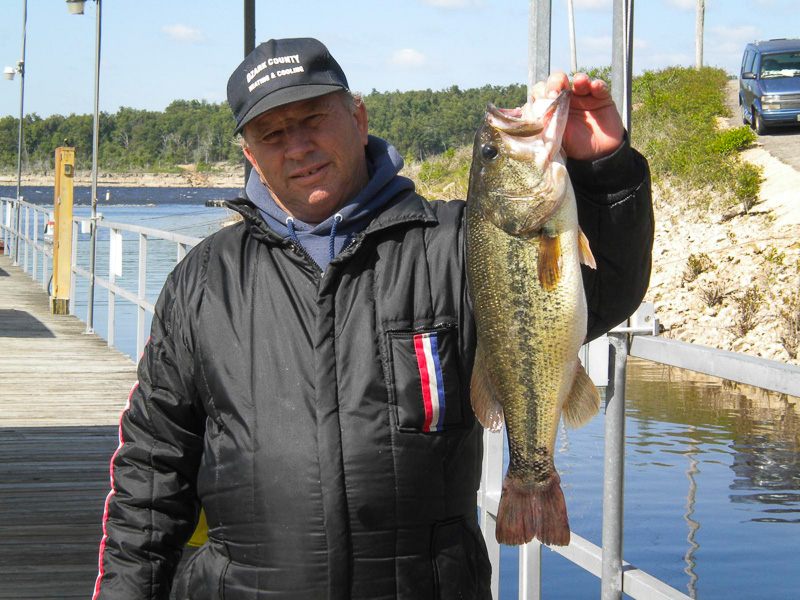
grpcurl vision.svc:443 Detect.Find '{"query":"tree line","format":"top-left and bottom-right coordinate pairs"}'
top-left (0, 84), bottom-right (528, 172)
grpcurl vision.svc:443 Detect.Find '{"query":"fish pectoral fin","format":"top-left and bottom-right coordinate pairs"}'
top-left (537, 232), bottom-right (561, 290)
top-left (578, 228), bottom-right (596, 269)
top-left (470, 344), bottom-right (504, 432)
top-left (561, 361), bottom-right (601, 429)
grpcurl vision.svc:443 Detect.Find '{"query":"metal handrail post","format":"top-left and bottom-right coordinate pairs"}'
top-left (136, 232), bottom-right (148, 360)
top-left (32, 206), bottom-right (38, 282)
top-left (520, 540), bottom-right (543, 599)
top-left (23, 204), bottom-right (29, 273)
top-left (70, 220), bottom-right (78, 316)
top-left (480, 428), bottom-right (503, 598)
top-left (107, 228), bottom-right (117, 348)
top-left (602, 332), bottom-right (629, 600)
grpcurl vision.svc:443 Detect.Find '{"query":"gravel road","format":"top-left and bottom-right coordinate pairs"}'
top-left (725, 80), bottom-right (800, 171)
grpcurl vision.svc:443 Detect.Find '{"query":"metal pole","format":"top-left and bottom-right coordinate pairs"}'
top-left (567, 0), bottom-right (578, 74)
top-left (13, 0), bottom-right (28, 265)
top-left (611, 0), bottom-right (634, 133)
top-left (695, 0), bottom-right (705, 70)
top-left (601, 332), bottom-right (629, 600)
top-left (86, 0), bottom-right (102, 333)
top-left (528, 0), bottom-right (552, 96)
top-left (243, 0), bottom-right (255, 189)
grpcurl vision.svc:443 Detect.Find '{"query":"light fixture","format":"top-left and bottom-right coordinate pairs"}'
top-left (3, 66), bottom-right (15, 81)
top-left (66, 0), bottom-right (85, 15)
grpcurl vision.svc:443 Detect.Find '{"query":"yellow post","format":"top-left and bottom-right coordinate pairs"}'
top-left (51, 147), bottom-right (75, 315)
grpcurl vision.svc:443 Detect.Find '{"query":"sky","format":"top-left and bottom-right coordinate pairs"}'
top-left (0, 0), bottom-right (798, 120)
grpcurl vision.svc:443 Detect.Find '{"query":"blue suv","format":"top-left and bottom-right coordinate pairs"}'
top-left (739, 38), bottom-right (800, 135)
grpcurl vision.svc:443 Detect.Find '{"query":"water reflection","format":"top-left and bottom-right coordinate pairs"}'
top-left (683, 429), bottom-right (700, 599)
top-left (623, 357), bottom-right (800, 597)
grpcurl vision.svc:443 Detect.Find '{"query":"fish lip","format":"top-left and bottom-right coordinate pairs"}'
top-left (486, 89), bottom-right (570, 135)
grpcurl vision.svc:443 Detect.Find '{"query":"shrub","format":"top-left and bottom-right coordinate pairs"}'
top-left (682, 253), bottom-right (714, 284)
top-left (730, 286), bottom-right (764, 338)
top-left (708, 127), bottom-right (756, 155)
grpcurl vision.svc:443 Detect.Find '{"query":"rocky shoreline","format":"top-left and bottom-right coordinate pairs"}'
top-left (646, 144), bottom-right (800, 367)
top-left (0, 163), bottom-right (245, 189)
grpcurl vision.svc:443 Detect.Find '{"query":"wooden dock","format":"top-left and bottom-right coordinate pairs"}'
top-left (0, 254), bottom-right (192, 598)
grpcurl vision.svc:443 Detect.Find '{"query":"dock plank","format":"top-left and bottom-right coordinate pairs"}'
top-left (0, 255), bottom-right (193, 598)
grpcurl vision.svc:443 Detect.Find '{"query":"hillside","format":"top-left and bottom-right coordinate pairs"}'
top-left (645, 89), bottom-right (800, 366)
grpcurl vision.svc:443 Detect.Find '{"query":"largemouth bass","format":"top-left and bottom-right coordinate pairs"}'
top-left (466, 89), bottom-right (601, 546)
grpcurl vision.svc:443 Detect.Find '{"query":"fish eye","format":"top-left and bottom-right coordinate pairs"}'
top-left (481, 144), bottom-right (498, 160)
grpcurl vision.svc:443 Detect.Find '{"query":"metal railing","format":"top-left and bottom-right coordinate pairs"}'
top-left (1, 195), bottom-right (201, 360)
top-left (69, 216), bottom-right (201, 359)
top-left (1, 196), bottom-right (54, 293)
top-left (479, 305), bottom-right (800, 599)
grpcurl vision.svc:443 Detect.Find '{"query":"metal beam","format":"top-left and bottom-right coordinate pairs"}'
top-left (528, 0), bottom-right (552, 94)
top-left (630, 335), bottom-right (800, 398)
top-left (243, 0), bottom-right (255, 189)
top-left (611, 0), bottom-right (634, 132)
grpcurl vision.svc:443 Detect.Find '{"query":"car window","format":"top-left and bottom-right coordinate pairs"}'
top-left (743, 50), bottom-right (756, 74)
top-left (759, 51), bottom-right (800, 78)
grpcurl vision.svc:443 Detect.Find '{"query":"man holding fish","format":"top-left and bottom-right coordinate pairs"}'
top-left (93, 37), bottom-right (652, 599)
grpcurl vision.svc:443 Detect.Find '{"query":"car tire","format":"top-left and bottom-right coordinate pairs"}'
top-left (753, 108), bottom-right (768, 135)
top-left (741, 100), bottom-right (748, 125)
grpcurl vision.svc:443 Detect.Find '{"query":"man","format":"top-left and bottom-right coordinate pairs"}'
top-left (93, 38), bottom-right (653, 599)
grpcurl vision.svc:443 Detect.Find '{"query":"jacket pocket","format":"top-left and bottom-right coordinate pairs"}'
top-left (175, 540), bottom-right (231, 600)
top-left (432, 518), bottom-right (492, 600)
top-left (386, 325), bottom-right (463, 432)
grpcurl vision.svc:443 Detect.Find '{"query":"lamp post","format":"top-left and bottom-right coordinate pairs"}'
top-left (4, 0), bottom-right (27, 264)
top-left (67, 0), bottom-right (101, 334)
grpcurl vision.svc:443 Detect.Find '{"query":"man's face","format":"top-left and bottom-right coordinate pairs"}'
top-left (242, 92), bottom-right (369, 225)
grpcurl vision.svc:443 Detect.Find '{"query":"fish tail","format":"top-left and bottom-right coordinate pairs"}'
top-left (495, 471), bottom-right (570, 546)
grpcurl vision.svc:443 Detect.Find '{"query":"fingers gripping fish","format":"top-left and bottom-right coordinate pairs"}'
top-left (466, 90), bottom-right (601, 546)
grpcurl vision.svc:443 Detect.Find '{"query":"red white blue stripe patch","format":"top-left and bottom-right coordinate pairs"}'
top-left (413, 332), bottom-right (446, 432)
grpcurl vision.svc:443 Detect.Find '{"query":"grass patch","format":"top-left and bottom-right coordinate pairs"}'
top-left (631, 66), bottom-right (761, 213)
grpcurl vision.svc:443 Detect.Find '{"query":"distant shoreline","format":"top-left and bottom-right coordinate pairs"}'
top-left (0, 164), bottom-right (246, 189)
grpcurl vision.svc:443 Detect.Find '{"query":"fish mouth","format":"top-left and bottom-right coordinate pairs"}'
top-left (486, 89), bottom-right (570, 136)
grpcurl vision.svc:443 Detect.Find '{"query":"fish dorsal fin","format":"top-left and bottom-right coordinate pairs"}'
top-left (578, 228), bottom-right (596, 269)
top-left (470, 343), bottom-right (504, 432)
top-left (562, 361), bottom-right (601, 429)
top-left (537, 233), bottom-right (561, 290)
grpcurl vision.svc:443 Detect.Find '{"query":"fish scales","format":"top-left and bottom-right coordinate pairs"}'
top-left (466, 90), bottom-right (600, 546)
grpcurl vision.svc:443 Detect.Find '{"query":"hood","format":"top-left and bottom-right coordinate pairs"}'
top-left (758, 76), bottom-right (800, 95)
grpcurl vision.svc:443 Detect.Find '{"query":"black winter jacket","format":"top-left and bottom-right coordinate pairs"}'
top-left (94, 143), bottom-right (653, 600)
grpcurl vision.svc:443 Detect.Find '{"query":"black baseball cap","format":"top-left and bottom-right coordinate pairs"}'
top-left (227, 37), bottom-right (349, 135)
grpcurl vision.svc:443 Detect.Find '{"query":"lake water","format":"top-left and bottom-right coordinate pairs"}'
top-left (4, 186), bottom-right (799, 599)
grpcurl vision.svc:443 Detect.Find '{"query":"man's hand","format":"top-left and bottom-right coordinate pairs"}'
top-left (531, 72), bottom-right (624, 162)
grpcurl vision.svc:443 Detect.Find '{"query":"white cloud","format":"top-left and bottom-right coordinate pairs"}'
top-left (580, 36), bottom-right (613, 53)
top-left (665, 0), bottom-right (696, 10)
top-left (572, 0), bottom-right (611, 10)
top-left (161, 24), bottom-right (206, 44)
top-left (390, 48), bottom-right (429, 68)
top-left (421, 0), bottom-right (482, 8)
top-left (708, 25), bottom-right (760, 53)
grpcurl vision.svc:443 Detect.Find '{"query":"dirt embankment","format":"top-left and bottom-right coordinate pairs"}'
top-left (646, 91), bottom-right (800, 366)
